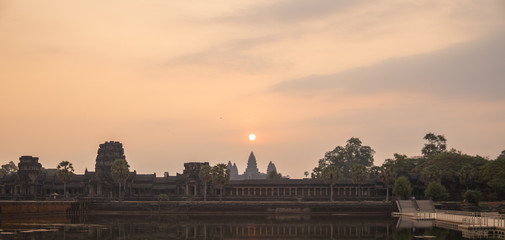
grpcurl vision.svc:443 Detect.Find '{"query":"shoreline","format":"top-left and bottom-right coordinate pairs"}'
top-left (0, 200), bottom-right (396, 217)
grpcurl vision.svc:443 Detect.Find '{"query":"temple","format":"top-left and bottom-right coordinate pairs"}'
top-left (228, 152), bottom-right (273, 180)
top-left (0, 141), bottom-right (393, 201)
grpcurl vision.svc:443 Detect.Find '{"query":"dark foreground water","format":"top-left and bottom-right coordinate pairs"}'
top-left (1, 213), bottom-right (500, 239)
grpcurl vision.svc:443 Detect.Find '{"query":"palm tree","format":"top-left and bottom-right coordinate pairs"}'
top-left (350, 164), bottom-right (368, 201)
top-left (199, 165), bottom-right (212, 201)
top-left (111, 158), bottom-right (130, 201)
top-left (211, 164), bottom-right (230, 202)
top-left (57, 161), bottom-right (74, 199)
top-left (378, 162), bottom-right (396, 202)
top-left (322, 165), bottom-right (341, 201)
top-left (304, 171), bottom-right (309, 178)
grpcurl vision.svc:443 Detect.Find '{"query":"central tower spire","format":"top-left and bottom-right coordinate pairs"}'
top-left (244, 151), bottom-right (260, 179)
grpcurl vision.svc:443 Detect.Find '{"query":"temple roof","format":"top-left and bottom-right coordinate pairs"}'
top-left (227, 177), bottom-right (379, 186)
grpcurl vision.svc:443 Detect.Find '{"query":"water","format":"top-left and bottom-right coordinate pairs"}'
top-left (0, 213), bottom-right (483, 239)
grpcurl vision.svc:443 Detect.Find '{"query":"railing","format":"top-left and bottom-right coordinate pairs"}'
top-left (429, 211), bottom-right (505, 229)
top-left (415, 212), bottom-right (435, 219)
top-left (437, 210), bottom-right (505, 219)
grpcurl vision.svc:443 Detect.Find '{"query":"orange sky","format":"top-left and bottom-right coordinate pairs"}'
top-left (1, 0), bottom-right (505, 178)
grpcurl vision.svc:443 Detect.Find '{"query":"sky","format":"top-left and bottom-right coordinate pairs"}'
top-left (1, 0), bottom-right (504, 178)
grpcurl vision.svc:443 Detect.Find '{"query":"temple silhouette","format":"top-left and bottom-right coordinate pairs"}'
top-left (227, 152), bottom-right (277, 180)
top-left (0, 141), bottom-right (388, 201)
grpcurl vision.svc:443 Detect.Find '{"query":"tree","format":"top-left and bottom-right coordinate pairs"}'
top-left (111, 158), bottom-right (130, 200)
top-left (464, 190), bottom-right (482, 205)
top-left (56, 161), bottom-right (74, 199)
top-left (459, 165), bottom-right (476, 191)
top-left (369, 166), bottom-right (381, 177)
top-left (317, 137), bottom-right (375, 177)
top-left (389, 153), bottom-right (421, 173)
top-left (378, 161), bottom-right (396, 201)
top-left (393, 176), bottom-right (412, 200)
top-left (424, 182), bottom-right (449, 201)
top-left (199, 165), bottom-right (212, 201)
top-left (211, 163), bottom-right (230, 202)
top-left (417, 151), bottom-right (487, 198)
top-left (498, 150), bottom-right (505, 160)
top-left (479, 157), bottom-right (505, 199)
top-left (322, 165), bottom-right (341, 201)
top-left (350, 164), bottom-right (368, 201)
top-left (420, 165), bottom-right (442, 186)
top-left (267, 170), bottom-right (282, 179)
top-left (0, 161), bottom-right (18, 178)
top-left (422, 133), bottom-right (447, 158)
top-left (312, 158), bottom-right (328, 179)
top-left (157, 194), bottom-right (169, 201)
top-left (304, 171), bottom-right (309, 178)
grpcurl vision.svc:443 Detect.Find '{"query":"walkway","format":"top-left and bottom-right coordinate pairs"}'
top-left (397, 200), bottom-right (505, 230)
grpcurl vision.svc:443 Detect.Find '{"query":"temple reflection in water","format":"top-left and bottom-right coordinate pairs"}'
top-left (0, 214), bottom-right (397, 239)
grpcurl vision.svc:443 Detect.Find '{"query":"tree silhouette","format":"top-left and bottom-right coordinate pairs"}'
top-left (393, 176), bottom-right (412, 200)
top-left (316, 138), bottom-right (375, 177)
top-left (422, 133), bottom-right (447, 158)
top-left (57, 161), bottom-right (74, 199)
top-left (111, 158), bottom-right (130, 201)
top-left (459, 165), bottom-right (476, 191)
top-left (378, 160), bottom-right (396, 201)
top-left (267, 170), bottom-right (282, 179)
top-left (350, 164), bottom-right (368, 201)
top-left (425, 182), bottom-right (449, 201)
top-left (420, 165), bottom-right (442, 186)
top-left (199, 165), bottom-right (212, 201)
top-left (0, 161), bottom-right (18, 178)
top-left (211, 164), bottom-right (230, 202)
top-left (322, 165), bottom-right (341, 201)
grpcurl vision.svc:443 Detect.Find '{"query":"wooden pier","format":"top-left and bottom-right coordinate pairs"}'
top-left (396, 200), bottom-right (505, 233)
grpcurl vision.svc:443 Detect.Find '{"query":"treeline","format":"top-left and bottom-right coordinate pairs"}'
top-left (312, 133), bottom-right (505, 202)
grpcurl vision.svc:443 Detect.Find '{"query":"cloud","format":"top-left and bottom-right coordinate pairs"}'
top-left (273, 31), bottom-right (505, 100)
top-left (165, 35), bottom-right (283, 73)
top-left (219, 0), bottom-right (366, 24)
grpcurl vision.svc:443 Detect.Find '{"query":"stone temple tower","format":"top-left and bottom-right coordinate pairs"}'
top-left (90, 141), bottom-right (126, 197)
top-left (243, 152), bottom-right (261, 179)
top-left (17, 156), bottom-right (42, 197)
top-left (17, 156), bottom-right (42, 183)
top-left (266, 161), bottom-right (277, 175)
top-left (95, 141), bottom-right (126, 177)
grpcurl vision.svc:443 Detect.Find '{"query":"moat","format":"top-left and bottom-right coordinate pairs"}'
top-left (0, 213), bottom-right (470, 240)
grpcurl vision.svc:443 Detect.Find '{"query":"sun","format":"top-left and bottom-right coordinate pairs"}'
top-left (249, 133), bottom-right (256, 141)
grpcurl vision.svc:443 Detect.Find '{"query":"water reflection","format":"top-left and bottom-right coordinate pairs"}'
top-left (396, 216), bottom-right (505, 240)
top-left (0, 213), bottom-right (472, 239)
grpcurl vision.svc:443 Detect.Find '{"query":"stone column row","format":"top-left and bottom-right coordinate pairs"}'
top-left (226, 186), bottom-right (374, 198)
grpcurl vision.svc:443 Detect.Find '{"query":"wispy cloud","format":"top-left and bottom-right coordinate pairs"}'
top-left (273, 31), bottom-right (505, 100)
top-left (217, 0), bottom-right (366, 24)
top-left (165, 35), bottom-right (283, 73)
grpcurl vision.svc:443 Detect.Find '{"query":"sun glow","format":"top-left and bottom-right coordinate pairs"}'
top-left (249, 133), bottom-right (256, 141)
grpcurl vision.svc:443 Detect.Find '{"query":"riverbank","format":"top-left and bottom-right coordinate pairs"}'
top-left (89, 200), bottom-right (396, 216)
top-left (0, 200), bottom-right (397, 217)
top-left (0, 201), bottom-right (72, 215)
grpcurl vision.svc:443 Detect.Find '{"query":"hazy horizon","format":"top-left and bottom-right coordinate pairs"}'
top-left (1, 0), bottom-right (504, 178)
